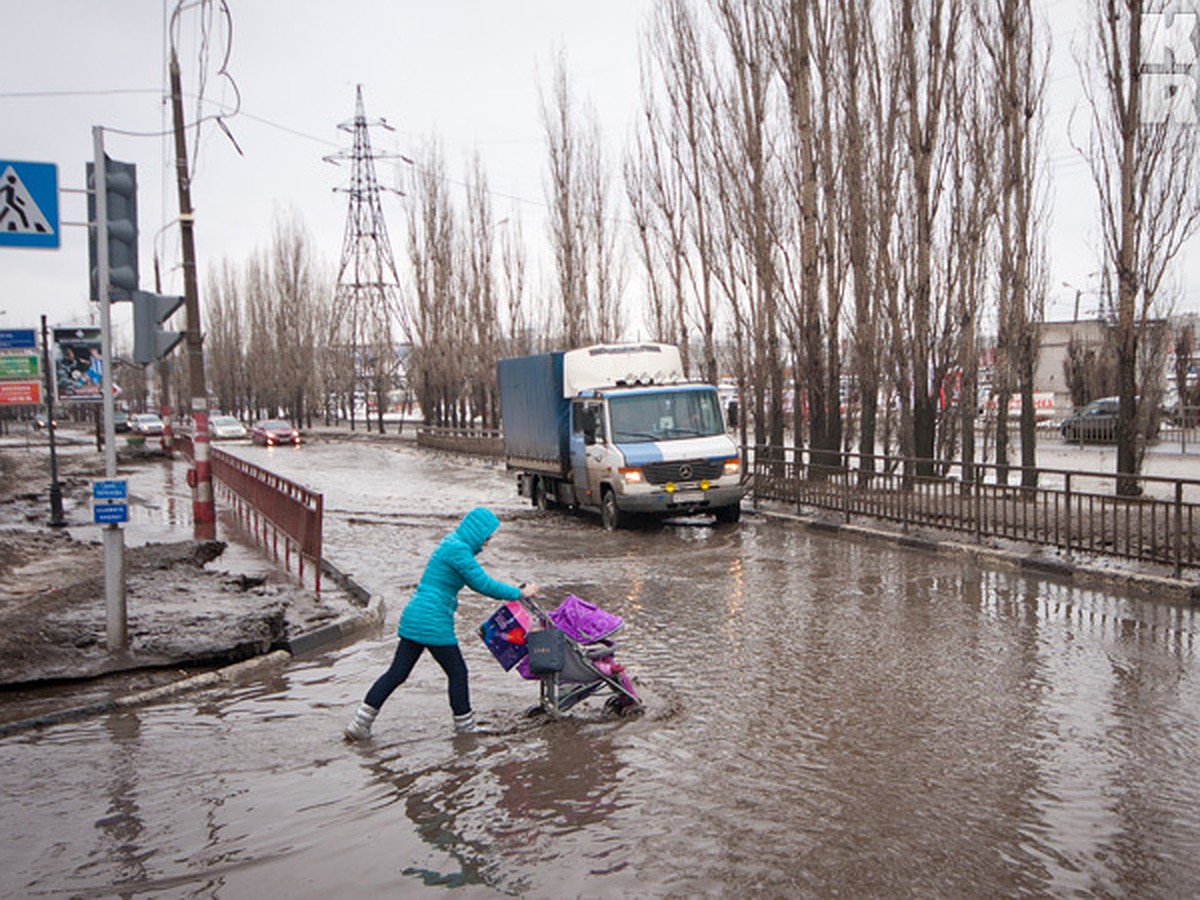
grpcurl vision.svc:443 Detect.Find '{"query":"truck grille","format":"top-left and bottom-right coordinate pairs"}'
top-left (641, 459), bottom-right (725, 485)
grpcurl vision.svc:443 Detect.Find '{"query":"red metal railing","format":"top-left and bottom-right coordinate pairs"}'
top-left (175, 433), bottom-right (323, 590)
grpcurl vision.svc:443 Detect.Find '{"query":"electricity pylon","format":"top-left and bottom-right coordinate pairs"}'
top-left (325, 85), bottom-right (408, 431)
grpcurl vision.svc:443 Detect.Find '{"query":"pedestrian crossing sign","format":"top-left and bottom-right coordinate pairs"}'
top-left (0, 160), bottom-right (59, 249)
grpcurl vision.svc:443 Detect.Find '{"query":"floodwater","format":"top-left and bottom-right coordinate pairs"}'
top-left (3, 438), bottom-right (1200, 897)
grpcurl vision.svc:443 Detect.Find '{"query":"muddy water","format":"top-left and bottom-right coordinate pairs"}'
top-left (2, 439), bottom-right (1199, 897)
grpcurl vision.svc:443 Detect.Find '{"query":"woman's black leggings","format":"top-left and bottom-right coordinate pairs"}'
top-left (364, 638), bottom-right (470, 716)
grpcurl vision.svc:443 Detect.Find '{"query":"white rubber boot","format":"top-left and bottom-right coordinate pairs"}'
top-left (453, 711), bottom-right (478, 734)
top-left (344, 703), bottom-right (378, 742)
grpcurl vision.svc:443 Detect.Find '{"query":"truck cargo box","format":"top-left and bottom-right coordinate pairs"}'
top-left (497, 352), bottom-right (570, 476)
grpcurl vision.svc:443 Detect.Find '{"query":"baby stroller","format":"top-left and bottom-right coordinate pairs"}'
top-left (479, 594), bottom-right (641, 718)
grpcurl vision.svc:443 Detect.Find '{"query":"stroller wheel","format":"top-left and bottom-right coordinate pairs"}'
top-left (605, 695), bottom-right (639, 717)
top-left (525, 704), bottom-right (548, 719)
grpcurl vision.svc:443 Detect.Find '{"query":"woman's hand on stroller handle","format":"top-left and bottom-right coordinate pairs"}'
top-left (519, 582), bottom-right (541, 599)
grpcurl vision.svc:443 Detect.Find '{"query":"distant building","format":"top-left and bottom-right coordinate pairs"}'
top-left (1034, 317), bottom-right (1178, 414)
top-left (1033, 319), bottom-right (1108, 413)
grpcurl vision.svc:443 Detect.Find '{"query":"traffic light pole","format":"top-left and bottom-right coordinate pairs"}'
top-left (169, 49), bottom-right (214, 540)
top-left (93, 125), bottom-right (127, 651)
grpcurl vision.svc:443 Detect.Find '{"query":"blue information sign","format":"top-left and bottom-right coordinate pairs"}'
top-left (0, 160), bottom-right (59, 249)
top-left (93, 479), bottom-right (127, 500)
top-left (93, 503), bottom-right (129, 524)
top-left (0, 329), bottom-right (36, 349)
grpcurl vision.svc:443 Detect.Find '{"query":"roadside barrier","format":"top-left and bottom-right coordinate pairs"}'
top-left (749, 445), bottom-right (1200, 577)
top-left (175, 433), bottom-right (324, 590)
top-left (416, 424), bottom-right (503, 456)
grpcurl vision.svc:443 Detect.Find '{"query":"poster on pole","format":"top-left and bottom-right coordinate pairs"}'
top-left (51, 326), bottom-right (104, 403)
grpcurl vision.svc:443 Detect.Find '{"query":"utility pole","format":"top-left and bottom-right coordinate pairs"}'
top-left (169, 48), bottom-right (214, 539)
top-left (92, 126), bottom-right (126, 650)
top-left (325, 85), bottom-right (407, 433)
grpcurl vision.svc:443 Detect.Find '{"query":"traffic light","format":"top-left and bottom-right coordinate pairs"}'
top-left (132, 290), bottom-right (185, 364)
top-left (86, 156), bottom-right (138, 301)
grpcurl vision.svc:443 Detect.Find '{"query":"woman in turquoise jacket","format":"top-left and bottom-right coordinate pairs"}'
top-left (345, 506), bottom-right (539, 740)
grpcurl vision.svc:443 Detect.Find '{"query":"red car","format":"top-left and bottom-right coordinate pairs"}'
top-left (250, 419), bottom-right (301, 447)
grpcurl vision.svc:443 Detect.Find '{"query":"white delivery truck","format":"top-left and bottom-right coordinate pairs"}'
top-left (497, 342), bottom-right (744, 529)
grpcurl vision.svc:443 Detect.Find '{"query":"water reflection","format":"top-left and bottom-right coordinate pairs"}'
top-left (95, 712), bottom-right (148, 888)
top-left (359, 717), bottom-right (625, 895)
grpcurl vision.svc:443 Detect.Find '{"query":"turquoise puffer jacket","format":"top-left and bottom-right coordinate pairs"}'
top-left (397, 507), bottom-right (522, 646)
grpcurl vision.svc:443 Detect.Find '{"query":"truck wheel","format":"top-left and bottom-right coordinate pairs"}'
top-left (601, 489), bottom-right (625, 531)
top-left (714, 503), bottom-right (741, 524)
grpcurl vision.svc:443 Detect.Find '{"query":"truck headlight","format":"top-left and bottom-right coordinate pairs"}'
top-left (620, 467), bottom-right (644, 484)
top-left (723, 457), bottom-right (740, 476)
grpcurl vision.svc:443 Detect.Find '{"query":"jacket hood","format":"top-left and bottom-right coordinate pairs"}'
top-left (456, 507), bottom-right (500, 553)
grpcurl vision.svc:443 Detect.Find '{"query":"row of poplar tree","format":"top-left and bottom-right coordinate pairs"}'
top-left (155, 0), bottom-right (1195, 494)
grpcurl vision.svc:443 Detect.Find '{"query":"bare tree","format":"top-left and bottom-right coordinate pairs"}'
top-left (623, 106), bottom-right (678, 346)
top-left (710, 0), bottom-right (785, 448)
top-left (541, 52), bottom-right (590, 346)
top-left (643, 0), bottom-right (722, 381)
top-left (975, 0), bottom-right (1049, 487)
top-left (1077, 0), bottom-right (1200, 493)
top-left (270, 212), bottom-right (324, 426)
top-left (945, 43), bottom-right (997, 485)
top-left (464, 155), bottom-right (503, 427)
top-left (895, 0), bottom-right (963, 475)
top-left (541, 51), bottom-right (624, 347)
top-left (774, 0), bottom-right (828, 459)
top-left (204, 258), bottom-right (247, 417)
top-left (838, 0), bottom-right (897, 474)
top-left (405, 140), bottom-right (457, 426)
top-left (498, 214), bottom-right (534, 355)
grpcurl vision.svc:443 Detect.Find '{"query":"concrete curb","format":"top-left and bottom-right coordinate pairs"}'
top-left (0, 561), bottom-right (388, 738)
top-left (755, 506), bottom-right (1200, 605)
top-left (281, 592), bottom-right (386, 656)
top-left (0, 650), bottom-right (292, 738)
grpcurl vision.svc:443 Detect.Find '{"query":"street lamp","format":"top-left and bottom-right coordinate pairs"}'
top-left (39, 315), bottom-right (66, 527)
top-left (1062, 272), bottom-right (1101, 321)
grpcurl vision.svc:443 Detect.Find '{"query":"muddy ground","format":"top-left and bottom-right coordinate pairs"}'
top-left (0, 440), bottom-right (355, 687)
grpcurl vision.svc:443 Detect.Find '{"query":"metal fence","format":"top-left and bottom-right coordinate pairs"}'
top-left (175, 433), bottom-right (324, 590)
top-left (416, 425), bottom-right (503, 456)
top-left (749, 445), bottom-right (1200, 576)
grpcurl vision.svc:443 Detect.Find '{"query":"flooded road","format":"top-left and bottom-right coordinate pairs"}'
top-left (3, 438), bottom-right (1200, 897)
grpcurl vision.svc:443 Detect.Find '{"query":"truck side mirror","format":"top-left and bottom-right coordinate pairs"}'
top-left (727, 400), bottom-right (738, 429)
top-left (582, 408), bottom-right (598, 445)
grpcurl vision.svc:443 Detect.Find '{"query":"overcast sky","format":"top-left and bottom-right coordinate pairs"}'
top-left (1, 0), bottom-right (1196, 348)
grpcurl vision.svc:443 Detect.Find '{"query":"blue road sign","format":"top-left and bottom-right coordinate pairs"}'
top-left (0, 329), bottom-right (36, 349)
top-left (94, 502), bottom-right (129, 524)
top-left (0, 160), bottom-right (59, 249)
top-left (93, 479), bottom-right (127, 500)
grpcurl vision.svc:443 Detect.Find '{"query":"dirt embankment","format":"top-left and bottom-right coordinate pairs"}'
top-left (0, 441), bottom-right (344, 686)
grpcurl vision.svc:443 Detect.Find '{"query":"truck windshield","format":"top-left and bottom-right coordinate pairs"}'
top-left (609, 390), bottom-right (725, 443)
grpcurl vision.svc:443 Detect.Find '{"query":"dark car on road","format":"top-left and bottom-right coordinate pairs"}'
top-left (1060, 396), bottom-right (1159, 443)
top-left (251, 419), bottom-right (301, 447)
